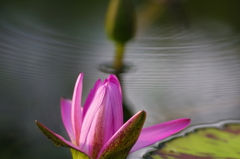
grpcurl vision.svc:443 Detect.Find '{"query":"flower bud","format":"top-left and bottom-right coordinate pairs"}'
top-left (105, 0), bottom-right (136, 45)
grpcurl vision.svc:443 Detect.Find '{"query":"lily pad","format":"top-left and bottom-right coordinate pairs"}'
top-left (144, 120), bottom-right (240, 159)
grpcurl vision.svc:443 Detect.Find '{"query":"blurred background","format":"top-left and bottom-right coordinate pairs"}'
top-left (0, 0), bottom-right (240, 158)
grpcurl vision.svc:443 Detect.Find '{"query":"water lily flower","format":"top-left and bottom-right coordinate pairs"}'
top-left (36, 73), bottom-right (190, 159)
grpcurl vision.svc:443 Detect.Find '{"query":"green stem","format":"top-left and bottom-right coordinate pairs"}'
top-left (112, 43), bottom-right (132, 121)
top-left (113, 43), bottom-right (125, 73)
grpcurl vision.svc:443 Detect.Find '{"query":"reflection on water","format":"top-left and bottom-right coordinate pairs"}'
top-left (0, 0), bottom-right (240, 158)
top-left (126, 21), bottom-right (240, 126)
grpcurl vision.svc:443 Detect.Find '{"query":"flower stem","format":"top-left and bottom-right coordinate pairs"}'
top-left (113, 43), bottom-right (125, 74)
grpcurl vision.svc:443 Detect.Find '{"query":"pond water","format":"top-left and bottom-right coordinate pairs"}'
top-left (0, 0), bottom-right (239, 158)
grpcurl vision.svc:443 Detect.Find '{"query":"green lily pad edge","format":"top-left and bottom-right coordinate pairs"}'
top-left (133, 119), bottom-right (240, 159)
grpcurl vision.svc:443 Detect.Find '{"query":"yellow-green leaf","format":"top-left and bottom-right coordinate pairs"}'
top-left (148, 122), bottom-right (240, 159)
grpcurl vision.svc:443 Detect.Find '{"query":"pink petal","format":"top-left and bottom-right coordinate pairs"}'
top-left (79, 85), bottom-right (106, 157)
top-left (35, 121), bottom-right (89, 158)
top-left (106, 74), bottom-right (122, 95)
top-left (80, 75), bottom-right (123, 158)
top-left (104, 75), bottom-right (123, 134)
top-left (71, 73), bottom-right (84, 146)
top-left (83, 79), bottom-right (102, 118)
top-left (130, 118), bottom-right (190, 153)
top-left (61, 98), bottom-right (75, 143)
top-left (97, 111), bottom-right (146, 159)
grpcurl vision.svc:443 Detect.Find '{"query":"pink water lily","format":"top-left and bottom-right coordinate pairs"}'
top-left (36, 73), bottom-right (190, 159)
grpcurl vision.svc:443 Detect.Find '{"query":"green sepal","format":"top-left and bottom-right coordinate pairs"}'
top-left (105, 0), bottom-right (136, 44)
top-left (98, 111), bottom-right (146, 159)
top-left (35, 121), bottom-right (90, 159)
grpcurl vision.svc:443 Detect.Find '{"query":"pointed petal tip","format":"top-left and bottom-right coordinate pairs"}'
top-left (35, 120), bottom-right (43, 126)
top-left (177, 118), bottom-right (191, 129)
top-left (79, 72), bottom-right (84, 77)
top-left (108, 74), bottom-right (117, 79)
top-left (126, 111), bottom-right (146, 127)
top-left (180, 118), bottom-right (191, 122)
top-left (106, 74), bottom-right (122, 95)
top-left (75, 73), bottom-right (84, 85)
top-left (184, 118), bottom-right (191, 123)
top-left (60, 98), bottom-right (72, 104)
top-left (135, 110), bottom-right (147, 119)
top-left (140, 110), bottom-right (147, 114)
top-left (175, 118), bottom-right (191, 126)
top-left (60, 97), bottom-right (67, 105)
top-left (107, 74), bottom-right (118, 82)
